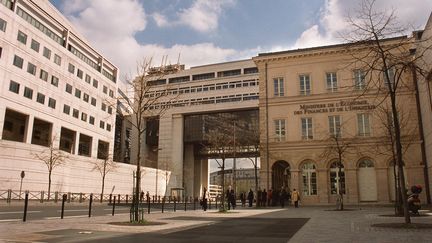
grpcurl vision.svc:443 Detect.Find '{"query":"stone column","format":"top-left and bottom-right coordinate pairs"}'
top-left (290, 169), bottom-right (300, 192)
top-left (317, 168), bottom-right (329, 204)
top-left (51, 123), bottom-right (62, 149)
top-left (74, 132), bottom-right (80, 155)
top-left (0, 104), bottom-right (6, 139)
top-left (183, 144), bottom-right (195, 197)
top-left (91, 137), bottom-right (99, 159)
top-left (344, 168), bottom-right (358, 203)
top-left (170, 114), bottom-right (184, 190)
top-left (25, 114), bottom-right (34, 144)
top-left (376, 167), bottom-right (389, 202)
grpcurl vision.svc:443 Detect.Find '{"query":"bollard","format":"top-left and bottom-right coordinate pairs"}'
top-left (162, 197), bottom-right (165, 213)
top-left (61, 194), bottom-right (67, 219)
top-left (118, 194), bottom-right (120, 204)
top-left (23, 193), bottom-right (29, 222)
top-left (147, 196), bottom-right (150, 214)
top-left (88, 194), bottom-right (93, 217)
top-left (174, 197), bottom-right (177, 212)
top-left (112, 196), bottom-right (116, 216)
top-left (109, 194), bottom-right (112, 204)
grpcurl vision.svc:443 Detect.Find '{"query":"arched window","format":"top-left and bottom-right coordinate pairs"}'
top-left (330, 161), bottom-right (345, 194)
top-left (302, 162), bottom-right (317, 195)
top-left (359, 159), bottom-right (374, 168)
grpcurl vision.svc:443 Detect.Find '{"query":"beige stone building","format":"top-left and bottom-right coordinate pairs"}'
top-left (416, 13), bottom-right (432, 204)
top-left (253, 37), bottom-right (427, 205)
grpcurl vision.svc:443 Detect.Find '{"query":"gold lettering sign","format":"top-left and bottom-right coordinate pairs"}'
top-left (293, 100), bottom-right (376, 115)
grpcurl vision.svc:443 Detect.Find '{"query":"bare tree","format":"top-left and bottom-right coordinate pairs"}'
top-left (343, 0), bottom-right (432, 223)
top-left (121, 58), bottom-right (175, 222)
top-left (320, 120), bottom-right (356, 211)
top-left (241, 124), bottom-right (260, 195)
top-left (374, 104), bottom-right (418, 215)
top-left (34, 136), bottom-right (67, 200)
top-left (92, 153), bottom-right (118, 202)
top-left (204, 117), bottom-right (235, 211)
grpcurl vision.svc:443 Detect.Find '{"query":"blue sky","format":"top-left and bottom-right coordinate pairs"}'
top-left (49, 0), bottom-right (432, 80)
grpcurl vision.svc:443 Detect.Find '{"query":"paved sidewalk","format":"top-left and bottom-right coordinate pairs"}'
top-left (0, 205), bottom-right (431, 242)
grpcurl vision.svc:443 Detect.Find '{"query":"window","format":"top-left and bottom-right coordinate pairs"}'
top-left (65, 83), bottom-right (72, 94)
top-left (48, 98), bottom-right (56, 109)
top-left (24, 87), bottom-right (33, 99)
top-left (36, 93), bottom-right (45, 104)
top-left (103, 85), bottom-right (108, 94)
top-left (85, 74), bottom-right (91, 84)
top-left (9, 80), bottom-right (20, 94)
top-left (274, 119), bottom-right (286, 141)
top-left (101, 103), bottom-right (106, 111)
top-left (384, 66), bottom-right (395, 86)
top-left (108, 106), bottom-right (113, 114)
top-left (54, 54), bottom-right (61, 66)
top-left (27, 62), bottom-right (36, 75)
top-left (51, 76), bottom-right (59, 87)
top-left (357, 113), bottom-right (370, 136)
top-left (301, 118), bottom-right (313, 140)
top-left (73, 109), bottom-right (79, 118)
top-left (83, 93), bottom-right (89, 102)
top-left (109, 89), bottom-right (114, 98)
top-left (39, 69), bottom-right (48, 81)
top-left (78, 134), bottom-right (92, 157)
top-left (93, 79), bottom-right (98, 88)
top-left (63, 104), bottom-right (70, 114)
top-left (91, 97), bottom-right (96, 106)
top-left (299, 74), bottom-right (311, 95)
top-left (68, 63), bottom-right (75, 74)
top-left (77, 69), bottom-right (83, 79)
top-left (75, 89), bottom-right (81, 98)
top-left (81, 112), bottom-right (87, 122)
top-left (43, 47), bottom-right (51, 59)
top-left (302, 162), bottom-right (317, 195)
top-left (273, 77), bottom-right (284, 97)
top-left (106, 124), bottom-right (111, 131)
top-left (0, 17), bottom-right (6, 32)
top-left (354, 69), bottom-right (365, 90)
top-left (89, 116), bottom-right (95, 125)
top-left (326, 72), bottom-right (337, 92)
top-left (13, 55), bottom-right (24, 68)
top-left (31, 39), bottom-right (40, 52)
top-left (100, 120), bottom-right (105, 129)
top-left (330, 162), bottom-right (345, 194)
top-left (17, 31), bottom-right (27, 44)
top-left (328, 115), bottom-right (341, 137)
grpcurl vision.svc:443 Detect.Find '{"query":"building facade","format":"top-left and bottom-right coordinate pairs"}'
top-left (136, 60), bottom-right (259, 198)
top-left (209, 168), bottom-right (259, 195)
top-left (0, 0), bottom-right (156, 195)
top-left (253, 38), bottom-right (426, 205)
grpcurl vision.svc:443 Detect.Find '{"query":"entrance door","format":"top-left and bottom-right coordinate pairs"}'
top-left (358, 160), bottom-right (377, 201)
top-left (272, 161), bottom-right (290, 190)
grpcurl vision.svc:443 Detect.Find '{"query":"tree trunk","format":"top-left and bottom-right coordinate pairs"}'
top-left (101, 174), bottom-right (105, 203)
top-left (132, 129), bottom-right (143, 222)
top-left (48, 171), bottom-right (52, 201)
top-left (221, 157), bottom-right (225, 211)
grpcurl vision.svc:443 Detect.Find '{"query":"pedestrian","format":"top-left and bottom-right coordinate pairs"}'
top-left (230, 188), bottom-right (236, 209)
top-left (226, 189), bottom-right (231, 210)
top-left (280, 187), bottom-right (287, 208)
top-left (247, 189), bottom-right (254, 207)
top-left (268, 189), bottom-right (272, 206)
top-left (202, 187), bottom-right (208, 211)
top-left (240, 192), bottom-right (246, 207)
top-left (146, 191), bottom-right (150, 202)
top-left (262, 189), bottom-right (267, 207)
top-left (257, 188), bottom-right (262, 207)
top-left (292, 188), bottom-right (300, 208)
top-left (140, 190), bottom-right (144, 202)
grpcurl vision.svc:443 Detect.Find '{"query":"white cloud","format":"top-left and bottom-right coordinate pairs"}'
top-left (293, 0), bottom-right (432, 49)
top-left (60, 0), bottom-right (245, 80)
top-left (152, 12), bottom-right (170, 27)
top-left (177, 0), bottom-right (236, 32)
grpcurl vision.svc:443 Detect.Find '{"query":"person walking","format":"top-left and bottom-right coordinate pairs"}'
top-left (280, 187), bottom-right (287, 208)
top-left (257, 188), bottom-right (262, 207)
top-left (247, 189), bottom-right (254, 207)
top-left (267, 189), bottom-right (272, 207)
top-left (240, 192), bottom-right (246, 207)
top-left (262, 189), bottom-right (267, 207)
top-left (292, 188), bottom-right (300, 208)
top-left (202, 187), bottom-right (208, 211)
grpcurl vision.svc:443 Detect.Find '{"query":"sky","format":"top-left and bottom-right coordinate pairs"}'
top-left (49, 0), bottom-right (432, 81)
